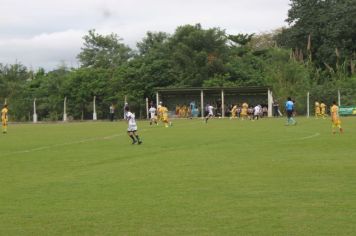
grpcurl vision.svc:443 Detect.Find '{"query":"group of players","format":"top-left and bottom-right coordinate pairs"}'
top-left (229, 103), bottom-right (268, 120)
top-left (148, 102), bottom-right (172, 128)
top-left (205, 102), bottom-right (268, 124)
top-left (314, 101), bottom-right (327, 119)
top-left (0, 98), bottom-right (344, 144)
top-left (313, 100), bottom-right (343, 133)
top-left (82, 97), bottom-right (343, 144)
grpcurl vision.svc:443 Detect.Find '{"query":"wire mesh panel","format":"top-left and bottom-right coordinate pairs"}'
top-left (156, 87), bottom-right (270, 118)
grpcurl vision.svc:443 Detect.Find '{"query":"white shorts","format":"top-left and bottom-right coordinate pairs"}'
top-left (127, 125), bottom-right (137, 132)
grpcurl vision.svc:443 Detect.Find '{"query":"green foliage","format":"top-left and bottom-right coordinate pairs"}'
top-left (77, 29), bottom-right (132, 69)
top-left (276, 0), bottom-right (356, 70)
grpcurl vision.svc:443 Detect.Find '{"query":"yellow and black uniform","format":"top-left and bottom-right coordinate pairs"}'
top-left (315, 102), bottom-right (321, 118)
top-left (157, 105), bottom-right (163, 121)
top-left (231, 105), bottom-right (237, 119)
top-left (241, 103), bottom-right (248, 120)
top-left (320, 102), bottom-right (326, 118)
top-left (161, 106), bottom-right (171, 128)
top-left (1, 105), bottom-right (8, 134)
top-left (331, 104), bottom-right (343, 134)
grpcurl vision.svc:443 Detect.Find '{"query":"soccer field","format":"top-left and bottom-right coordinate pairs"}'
top-left (0, 117), bottom-right (355, 235)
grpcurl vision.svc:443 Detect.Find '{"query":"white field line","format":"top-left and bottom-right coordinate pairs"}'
top-left (297, 132), bottom-right (320, 140)
top-left (0, 133), bottom-right (125, 157)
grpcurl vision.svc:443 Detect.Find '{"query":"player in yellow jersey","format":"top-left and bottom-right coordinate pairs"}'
top-left (320, 101), bottom-right (326, 119)
top-left (330, 101), bottom-right (343, 134)
top-left (161, 105), bottom-right (172, 128)
top-left (230, 105), bottom-right (237, 119)
top-left (157, 102), bottom-right (163, 122)
top-left (240, 102), bottom-right (248, 120)
top-left (315, 101), bottom-right (321, 118)
top-left (1, 104), bottom-right (8, 134)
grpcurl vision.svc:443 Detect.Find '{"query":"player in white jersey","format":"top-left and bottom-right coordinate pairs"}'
top-left (125, 106), bottom-right (142, 144)
top-left (149, 105), bottom-right (157, 125)
top-left (205, 104), bottom-right (214, 123)
top-left (253, 105), bottom-right (262, 120)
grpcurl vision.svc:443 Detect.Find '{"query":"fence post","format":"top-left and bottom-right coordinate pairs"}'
top-left (146, 98), bottom-right (149, 119)
top-left (268, 89), bottom-right (273, 117)
top-left (221, 89), bottom-right (225, 118)
top-left (93, 96), bottom-right (97, 120)
top-left (307, 92), bottom-right (310, 118)
top-left (33, 98), bottom-right (38, 123)
top-left (63, 97), bottom-right (67, 122)
top-left (200, 90), bottom-right (204, 119)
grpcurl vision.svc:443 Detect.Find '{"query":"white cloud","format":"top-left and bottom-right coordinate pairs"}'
top-left (0, 30), bottom-right (84, 69)
top-left (0, 0), bottom-right (290, 70)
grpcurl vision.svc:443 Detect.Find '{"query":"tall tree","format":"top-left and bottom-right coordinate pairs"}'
top-left (169, 24), bottom-right (229, 86)
top-left (276, 0), bottom-right (356, 69)
top-left (77, 29), bottom-right (132, 69)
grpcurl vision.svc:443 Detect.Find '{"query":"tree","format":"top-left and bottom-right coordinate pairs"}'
top-left (276, 0), bottom-right (356, 70)
top-left (77, 29), bottom-right (132, 69)
top-left (169, 24), bottom-right (229, 86)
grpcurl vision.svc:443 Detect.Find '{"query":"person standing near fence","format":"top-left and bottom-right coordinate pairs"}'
top-left (109, 104), bottom-right (115, 121)
top-left (273, 100), bottom-right (279, 117)
top-left (320, 101), bottom-right (327, 119)
top-left (315, 101), bottom-right (321, 118)
top-left (1, 104), bottom-right (8, 134)
top-left (285, 97), bottom-right (297, 125)
top-left (149, 105), bottom-right (158, 125)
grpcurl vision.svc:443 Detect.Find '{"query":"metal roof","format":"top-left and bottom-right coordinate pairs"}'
top-left (155, 86), bottom-right (270, 94)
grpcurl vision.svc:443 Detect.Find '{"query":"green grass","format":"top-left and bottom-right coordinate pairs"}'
top-left (0, 117), bottom-right (356, 235)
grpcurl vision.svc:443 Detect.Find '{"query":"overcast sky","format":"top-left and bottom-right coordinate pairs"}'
top-left (0, 0), bottom-right (290, 71)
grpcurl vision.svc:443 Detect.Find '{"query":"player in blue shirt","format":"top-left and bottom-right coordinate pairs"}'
top-left (285, 97), bottom-right (297, 125)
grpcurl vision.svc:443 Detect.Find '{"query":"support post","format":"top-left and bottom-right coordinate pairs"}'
top-left (338, 89), bottom-right (341, 107)
top-left (307, 92), bottom-right (310, 118)
top-left (146, 98), bottom-right (149, 119)
top-left (221, 89), bottom-right (225, 118)
top-left (63, 97), bottom-right (67, 122)
top-left (156, 92), bottom-right (159, 107)
top-left (267, 89), bottom-right (273, 117)
top-left (33, 98), bottom-right (38, 123)
top-left (123, 95), bottom-right (128, 120)
top-left (93, 96), bottom-right (97, 120)
top-left (200, 90), bottom-right (204, 119)
top-left (4, 98), bottom-right (7, 105)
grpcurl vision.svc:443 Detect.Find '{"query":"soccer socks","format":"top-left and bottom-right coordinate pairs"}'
top-left (290, 117), bottom-right (296, 124)
top-left (135, 135), bottom-right (142, 144)
top-left (129, 135), bottom-right (136, 144)
top-left (2, 126), bottom-right (6, 134)
top-left (286, 118), bottom-right (296, 125)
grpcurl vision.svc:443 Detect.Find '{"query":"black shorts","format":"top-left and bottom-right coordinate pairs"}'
top-left (287, 110), bottom-right (293, 118)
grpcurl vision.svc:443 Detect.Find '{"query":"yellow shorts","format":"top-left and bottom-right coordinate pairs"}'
top-left (332, 119), bottom-right (341, 127)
